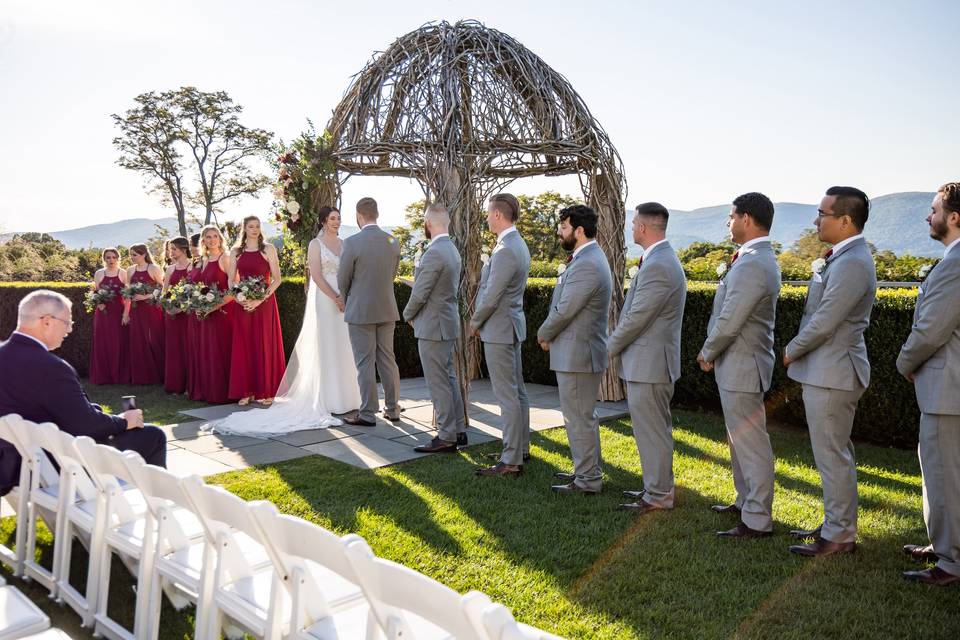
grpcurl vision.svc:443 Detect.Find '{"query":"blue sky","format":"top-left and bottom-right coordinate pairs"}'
top-left (1, 0), bottom-right (957, 233)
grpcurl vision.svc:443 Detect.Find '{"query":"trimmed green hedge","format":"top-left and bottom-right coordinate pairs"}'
top-left (0, 279), bottom-right (921, 446)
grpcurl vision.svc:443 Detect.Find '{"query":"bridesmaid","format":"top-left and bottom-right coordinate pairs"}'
top-left (185, 233), bottom-right (204, 399)
top-left (228, 216), bottom-right (286, 405)
top-left (124, 244), bottom-right (165, 385)
top-left (162, 237), bottom-right (192, 394)
top-left (89, 248), bottom-right (130, 384)
top-left (192, 225), bottom-right (235, 404)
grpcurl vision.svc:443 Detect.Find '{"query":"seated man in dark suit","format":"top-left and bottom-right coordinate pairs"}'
top-left (0, 290), bottom-right (166, 495)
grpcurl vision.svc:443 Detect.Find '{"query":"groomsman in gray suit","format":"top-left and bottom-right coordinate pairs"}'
top-left (338, 197), bottom-right (403, 426)
top-left (403, 204), bottom-right (468, 453)
top-left (784, 186), bottom-right (877, 557)
top-left (608, 202), bottom-right (687, 514)
top-left (896, 182), bottom-right (960, 586)
top-left (697, 192), bottom-right (780, 538)
top-left (537, 204), bottom-right (613, 495)
top-left (471, 193), bottom-right (532, 477)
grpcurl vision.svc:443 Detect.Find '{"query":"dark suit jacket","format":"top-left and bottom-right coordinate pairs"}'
top-left (0, 332), bottom-right (128, 494)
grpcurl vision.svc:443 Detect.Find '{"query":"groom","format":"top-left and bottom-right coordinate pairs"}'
top-left (338, 197), bottom-right (403, 426)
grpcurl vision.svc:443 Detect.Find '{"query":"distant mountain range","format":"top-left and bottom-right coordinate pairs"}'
top-left (4, 192), bottom-right (941, 257)
top-left (643, 191), bottom-right (939, 258)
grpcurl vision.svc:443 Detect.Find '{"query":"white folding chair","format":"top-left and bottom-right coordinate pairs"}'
top-left (4, 418), bottom-right (69, 598)
top-left (247, 502), bottom-right (373, 639)
top-left (73, 437), bottom-right (152, 640)
top-left (13, 631), bottom-right (72, 640)
top-left (179, 476), bottom-right (277, 640)
top-left (0, 584), bottom-right (51, 640)
top-left (467, 601), bottom-right (564, 640)
top-left (118, 463), bottom-right (208, 640)
top-left (0, 415), bottom-right (32, 577)
top-left (31, 424), bottom-right (101, 627)
top-left (343, 537), bottom-right (488, 640)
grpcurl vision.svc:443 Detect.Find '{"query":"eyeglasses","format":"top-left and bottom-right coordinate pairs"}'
top-left (44, 315), bottom-right (74, 329)
top-left (816, 210), bottom-right (845, 219)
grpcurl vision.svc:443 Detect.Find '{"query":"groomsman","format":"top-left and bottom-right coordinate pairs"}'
top-left (403, 204), bottom-right (468, 453)
top-left (784, 186), bottom-right (876, 557)
top-left (537, 205), bottom-right (613, 495)
top-left (608, 202), bottom-right (687, 513)
top-left (896, 182), bottom-right (960, 586)
top-left (697, 192), bottom-right (780, 538)
top-left (471, 193), bottom-right (532, 477)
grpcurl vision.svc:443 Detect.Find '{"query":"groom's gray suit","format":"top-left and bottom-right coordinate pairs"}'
top-left (471, 227), bottom-right (531, 466)
top-left (403, 235), bottom-right (466, 443)
top-left (537, 241), bottom-right (612, 491)
top-left (786, 235), bottom-right (876, 544)
top-left (338, 223), bottom-right (402, 423)
top-left (699, 239), bottom-right (780, 531)
top-left (607, 240), bottom-right (686, 507)
top-left (897, 244), bottom-right (960, 577)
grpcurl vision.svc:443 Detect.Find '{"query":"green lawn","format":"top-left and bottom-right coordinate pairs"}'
top-left (2, 389), bottom-right (957, 639)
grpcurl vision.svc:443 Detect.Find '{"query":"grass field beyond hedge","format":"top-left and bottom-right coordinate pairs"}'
top-left (2, 397), bottom-right (957, 639)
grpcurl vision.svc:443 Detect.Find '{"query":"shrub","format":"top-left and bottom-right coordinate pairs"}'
top-left (0, 279), bottom-right (923, 446)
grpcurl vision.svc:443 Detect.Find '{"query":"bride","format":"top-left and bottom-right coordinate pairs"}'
top-left (210, 207), bottom-right (361, 436)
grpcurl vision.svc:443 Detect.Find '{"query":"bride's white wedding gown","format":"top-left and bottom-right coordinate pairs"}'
top-left (210, 241), bottom-right (361, 437)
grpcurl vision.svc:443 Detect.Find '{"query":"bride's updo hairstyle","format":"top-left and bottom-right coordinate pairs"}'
top-left (233, 215), bottom-right (266, 255)
top-left (315, 206), bottom-right (339, 234)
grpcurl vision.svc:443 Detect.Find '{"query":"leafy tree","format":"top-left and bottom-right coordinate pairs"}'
top-left (515, 192), bottom-right (582, 261)
top-left (113, 87), bottom-right (273, 236)
top-left (677, 240), bottom-right (736, 263)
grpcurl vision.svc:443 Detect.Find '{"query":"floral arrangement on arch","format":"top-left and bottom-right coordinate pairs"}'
top-left (271, 124), bottom-right (339, 251)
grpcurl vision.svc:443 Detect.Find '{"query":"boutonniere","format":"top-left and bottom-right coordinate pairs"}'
top-left (480, 249), bottom-right (490, 265)
top-left (715, 263), bottom-right (727, 278)
top-left (811, 258), bottom-right (826, 275)
top-left (626, 265), bottom-right (639, 288)
top-left (918, 263), bottom-right (934, 281)
top-left (556, 264), bottom-right (567, 276)
top-left (413, 241), bottom-right (427, 269)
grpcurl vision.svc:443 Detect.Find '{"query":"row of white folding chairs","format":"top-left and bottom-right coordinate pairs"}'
top-left (0, 414), bottom-right (562, 640)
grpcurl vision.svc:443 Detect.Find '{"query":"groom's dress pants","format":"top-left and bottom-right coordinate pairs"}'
top-left (483, 339), bottom-right (530, 466)
top-left (418, 338), bottom-right (465, 442)
top-left (348, 322), bottom-right (401, 423)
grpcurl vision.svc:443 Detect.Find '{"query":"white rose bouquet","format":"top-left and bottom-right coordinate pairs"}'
top-left (230, 276), bottom-right (268, 311)
top-left (83, 286), bottom-right (117, 313)
top-left (189, 283), bottom-right (227, 319)
top-left (159, 281), bottom-right (195, 315)
top-left (120, 281), bottom-right (161, 307)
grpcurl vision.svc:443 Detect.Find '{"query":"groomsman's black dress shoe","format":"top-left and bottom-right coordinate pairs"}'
top-left (484, 452), bottom-right (531, 462)
top-left (382, 407), bottom-right (405, 423)
top-left (617, 501), bottom-right (664, 515)
top-left (343, 416), bottom-right (377, 427)
top-left (457, 433), bottom-right (468, 446)
top-left (413, 437), bottom-right (458, 454)
top-left (622, 489), bottom-right (645, 499)
top-left (903, 543), bottom-right (938, 562)
top-left (475, 462), bottom-right (523, 477)
top-left (902, 566), bottom-right (960, 586)
top-left (788, 537), bottom-right (856, 557)
top-left (717, 522), bottom-right (772, 539)
top-left (789, 525), bottom-right (822, 539)
top-left (551, 482), bottom-right (599, 496)
top-left (711, 503), bottom-right (741, 515)
top-left (554, 472), bottom-right (576, 481)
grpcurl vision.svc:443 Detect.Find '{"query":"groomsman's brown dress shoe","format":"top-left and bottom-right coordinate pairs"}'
top-left (617, 501), bottom-right (664, 515)
top-left (456, 433), bottom-right (468, 446)
top-left (343, 416), bottom-right (376, 427)
top-left (475, 462), bottom-right (523, 477)
top-left (903, 543), bottom-right (938, 562)
top-left (413, 437), bottom-right (457, 454)
top-left (711, 504), bottom-right (741, 515)
top-left (902, 566), bottom-right (960, 586)
top-left (622, 489), bottom-right (645, 499)
top-left (789, 525), bottom-right (822, 539)
top-left (789, 537), bottom-right (855, 557)
top-left (717, 521), bottom-right (772, 539)
top-left (554, 472), bottom-right (576, 481)
top-left (551, 482), bottom-right (599, 496)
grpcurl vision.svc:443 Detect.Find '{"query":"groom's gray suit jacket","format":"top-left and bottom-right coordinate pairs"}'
top-left (403, 235), bottom-right (461, 341)
top-left (338, 224), bottom-right (401, 324)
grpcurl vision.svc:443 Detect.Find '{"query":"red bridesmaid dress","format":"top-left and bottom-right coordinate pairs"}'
top-left (89, 273), bottom-right (129, 384)
top-left (185, 264), bottom-right (203, 399)
top-left (128, 268), bottom-right (165, 385)
top-left (228, 250), bottom-right (286, 400)
top-left (163, 266), bottom-right (190, 393)
top-left (193, 257), bottom-right (234, 404)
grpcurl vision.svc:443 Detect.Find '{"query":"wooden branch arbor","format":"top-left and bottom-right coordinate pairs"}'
top-left (310, 20), bottom-right (627, 402)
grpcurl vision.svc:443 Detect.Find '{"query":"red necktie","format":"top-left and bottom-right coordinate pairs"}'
top-left (730, 251), bottom-right (740, 265)
top-left (566, 253), bottom-right (573, 264)
top-left (824, 249), bottom-right (834, 259)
